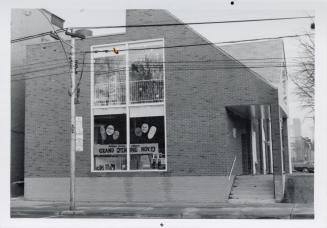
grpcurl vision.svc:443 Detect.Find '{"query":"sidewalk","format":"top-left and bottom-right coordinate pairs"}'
top-left (10, 197), bottom-right (314, 219)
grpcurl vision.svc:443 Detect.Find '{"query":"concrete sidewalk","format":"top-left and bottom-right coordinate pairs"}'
top-left (10, 197), bottom-right (314, 219)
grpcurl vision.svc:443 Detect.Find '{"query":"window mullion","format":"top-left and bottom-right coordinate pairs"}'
top-left (126, 44), bottom-right (130, 171)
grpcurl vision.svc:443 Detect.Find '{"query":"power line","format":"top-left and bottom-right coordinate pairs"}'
top-left (11, 32), bottom-right (314, 77)
top-left (71, 16), bottom-right (314, 30)
top-left (11, 16), bottom-right (314, 43)
top-left (38, 9), bottom-right (71, 66)
top-left (73, 52), bottom-right (87, 95)
top-left (12, 54), bottom-right (311, 77)
top-left (11, 58), bottom-right (307, 77)
top-left (11, 55), bottom-right (311, 70)
top-left (87, 60), bottom-right (301, 65)
top-left (82, 64), bottom-right (299, 73)
top-left (12, 59), bottom-right (68, 69)
top-left (12, 63), bottom-right (303, 82)
top-left (11, 64), bottom-right (70, 76)
top-left (84, 33), bottom-right (314, 54)
top-left (11, 29), bottom-right (65, 43)
top-left (11, 71), bottom-right (70, 82)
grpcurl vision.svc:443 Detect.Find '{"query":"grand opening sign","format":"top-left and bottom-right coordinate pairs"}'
top-left (94, 143), bottom-right (159, 155)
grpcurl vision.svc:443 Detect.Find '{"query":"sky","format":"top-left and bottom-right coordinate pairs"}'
top-left (46, 8), bottom-right (314, 138)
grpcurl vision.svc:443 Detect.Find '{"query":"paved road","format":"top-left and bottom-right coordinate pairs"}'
top-left (10, 197), bottom-right (314, 219)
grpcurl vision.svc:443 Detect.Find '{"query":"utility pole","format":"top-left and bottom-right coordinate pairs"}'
top-left (69, 33), bottom-right (76, 211)
top-left (38, 18), bottom-right (85, 212)
top-left (37, 11), bottom-right (85, 213)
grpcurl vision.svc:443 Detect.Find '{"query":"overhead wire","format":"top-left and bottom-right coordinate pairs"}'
top-left (73, 52), bottom-right (87, 94)
top-left (11, 58), bottom-right (305, 78)
top-left (11, 55), bottom-right (312, 70)
top-left (82, 33), bottom-right (314, 54)
top-left (11, 53), bottom-right (310, 78)
top-left (11, 63), bottom-right (70, 76)
top-left (38, 9), bottom-right (71, 66)
top-left (11, 29), bottom-right (65, 43)
top-left (12, 63), bottom-right (304, 82)
top-left (11, 16), bottom-right (314, 43)
top-left (11, 32), bottom-right (314, 69)
top-left (11, 71), bottom-right (70, 82)
top-left (10, 18), bottom-right (314, 82)
top-left (71, 16), bottom-right (314, 30)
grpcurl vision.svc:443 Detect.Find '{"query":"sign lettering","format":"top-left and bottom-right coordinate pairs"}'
top-left (94, 143), bottom-right (159, 155)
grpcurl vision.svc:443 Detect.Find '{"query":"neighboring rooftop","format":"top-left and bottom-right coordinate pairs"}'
top-left (219, 39), bottom-right (286, 87)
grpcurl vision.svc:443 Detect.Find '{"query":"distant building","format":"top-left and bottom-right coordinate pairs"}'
top-left (11, 9), bottom-right (66, 184)
top-left (288, 118), bottom-right (302, 162)
top-left (291, 118), bottom-right (302, 138)
top-left (291, 136), bottom-right (314, 163)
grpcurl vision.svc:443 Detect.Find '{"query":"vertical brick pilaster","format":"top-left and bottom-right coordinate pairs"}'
top-left (270, 103), bottom-right (283, 175)
top-left (270, 101), bottom-right (285, 202)
top-left (282, 118), bottom-right (291, 174)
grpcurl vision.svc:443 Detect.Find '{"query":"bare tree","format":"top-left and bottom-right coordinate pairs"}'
top-left (291, 33), bottom-right (315, 116)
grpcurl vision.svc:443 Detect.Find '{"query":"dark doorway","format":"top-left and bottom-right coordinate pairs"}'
top-left (241, 133), bottom-right (252, 174)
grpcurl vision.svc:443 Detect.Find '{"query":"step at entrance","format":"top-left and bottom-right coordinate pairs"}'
top-left (228, 175), bottom-right (275, 204)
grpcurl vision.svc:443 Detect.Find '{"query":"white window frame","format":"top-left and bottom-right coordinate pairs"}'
top-left (90, 38), bottom-right (167, 173)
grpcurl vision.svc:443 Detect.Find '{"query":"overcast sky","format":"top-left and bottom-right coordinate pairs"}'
top-left (20, 8), bottom-right (315, 138)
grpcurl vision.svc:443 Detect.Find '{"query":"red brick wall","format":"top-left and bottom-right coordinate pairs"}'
top-left (25, 10), bottom-right (278, 179)
top-left (11, 78), bottom-right (25, 182)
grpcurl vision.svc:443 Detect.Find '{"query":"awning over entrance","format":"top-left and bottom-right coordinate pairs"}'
top-left (226, 104), bottom-right (270, 120)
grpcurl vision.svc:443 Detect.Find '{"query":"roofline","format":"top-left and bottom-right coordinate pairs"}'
top-left (219, 38), bottom-right (283, 48)
top-left (41, 9), bottom-right (65, 23)
top-left (164, 9), bottom-right (278, 91)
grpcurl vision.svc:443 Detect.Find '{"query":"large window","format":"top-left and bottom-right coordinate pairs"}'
top-left (91, 39), bottom-right (166, 172)
top-left (130, 116), bottom-right (166, 170)
top-left (94, 45), bottom-right (126, 106)
top-left (93, 114), bottom-right (127, 171)
top-left (129, 41), bottom-right (164, 104)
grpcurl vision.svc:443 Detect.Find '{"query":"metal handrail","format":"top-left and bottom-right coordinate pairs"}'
top-left (228, 156), bottom-right (237, 180)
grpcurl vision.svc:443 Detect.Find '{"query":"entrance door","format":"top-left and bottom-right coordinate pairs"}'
top-left (241, 133), bottom-right (252, 174)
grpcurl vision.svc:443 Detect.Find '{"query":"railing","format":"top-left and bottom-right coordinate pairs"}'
top-left (130, 79), bottom-right (164, 104)
top-left (94, 79), bottom-right (164, 106)
top-left (94, 82), bottom-right (126, 106)
top-left (228, 156), bottom-right (237, 180)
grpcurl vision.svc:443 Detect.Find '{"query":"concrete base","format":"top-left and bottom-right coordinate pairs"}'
top-left (25, 176), bottom-right (234, 203)
top-left (273, 174), bottom-right (285, 202)
top-left (11, 181), bottom-right (24, 197)
top-left (60, 210), bottom-right (85, 216)
top-left (283, 174), bottom-right (314, 203)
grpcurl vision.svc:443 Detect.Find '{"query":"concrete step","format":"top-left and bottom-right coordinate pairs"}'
top-left (229, 194), bottom-right (274, 199)
top-left (234, 181), bottom-right (273, 185)
top-left (234, 179), bottom-right (273, 182)
top-left (230, 190), bottom-right (274, 195)
top-left (233, 181), bottom-right (274, 186)
top-left (228, 198), bottom-right (276, 204)
top-left (232, 185), bottom-right (274, 190)
top-left (232, 185), bottom-right (273, 189)
top-left (235, 178), bottom-right (273, 181)
top-left (229, 196), bottom-right (275, 200)
top-left (236, 175), bottom-right (273, 178)
top-left (228, 175), bottom-right (274, 204)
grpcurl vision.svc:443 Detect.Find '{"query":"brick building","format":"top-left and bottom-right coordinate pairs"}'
top-left (11, 9), bottom-right (66, 189)
top-left (23, 10), bottom-right (290, 203)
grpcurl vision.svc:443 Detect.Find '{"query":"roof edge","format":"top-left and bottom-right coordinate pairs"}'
top-left (163, 9), bottom-right (278, 91)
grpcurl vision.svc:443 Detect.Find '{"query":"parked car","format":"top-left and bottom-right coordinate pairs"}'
top-left (293, 162), bottom-right (314, 173)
